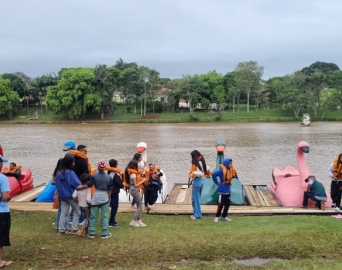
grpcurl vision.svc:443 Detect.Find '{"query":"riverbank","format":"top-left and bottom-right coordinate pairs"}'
top-left (6, 211), bottom-right (342, 269)
top-left (2, 107), bottom-right (342, 124)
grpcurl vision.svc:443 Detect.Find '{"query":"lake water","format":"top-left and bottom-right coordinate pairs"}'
top-left (0, 122), bottom-right (341, 192)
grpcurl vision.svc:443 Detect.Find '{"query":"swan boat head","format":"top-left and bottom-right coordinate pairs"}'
top-left (297, 141), bottom-right (309, 154)
top-left (136, 142), bottom-right (147, 154)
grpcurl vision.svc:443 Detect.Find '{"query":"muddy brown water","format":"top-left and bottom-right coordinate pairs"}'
top-left (1, 122), bottom-right (341, 193)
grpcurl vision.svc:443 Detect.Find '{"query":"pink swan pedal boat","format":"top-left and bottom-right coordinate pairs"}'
top-left (270, 141), bottom-right (331, 208)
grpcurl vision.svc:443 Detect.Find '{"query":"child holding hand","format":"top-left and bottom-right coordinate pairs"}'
top-left (73, 173), bottom-right (91, 237)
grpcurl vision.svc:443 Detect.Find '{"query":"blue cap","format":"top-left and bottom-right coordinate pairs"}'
top-left (0, 155), bottom-right (8, 163)
top-left (63, 140), bottom-right (76, 151)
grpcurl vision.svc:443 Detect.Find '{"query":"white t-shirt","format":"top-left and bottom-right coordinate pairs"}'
top-left (72, 188), bottom-right (91, 207)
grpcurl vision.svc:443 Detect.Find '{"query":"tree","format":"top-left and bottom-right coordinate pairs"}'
top-left (94, 65), bottom-right (120, 120)
top-left (45, 68), bottom-right (99, 119)
top-left (235, 61), bottom-right (264, 112)
top-left (224, 72), bottom-right (240, 112)
top-left (0, 76), bottom-right (20, 119)
top-left (175, 75), bottom-right (204, 114)
top-left (282, 72), bottom-right (313, 118)
top-left (301, 61), bottom-right (339, 76)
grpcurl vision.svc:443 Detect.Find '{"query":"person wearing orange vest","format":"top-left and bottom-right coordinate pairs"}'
top-left (327, 153), bottom-right (342, 211)
top-left (124, 160), bottom-right (147, 227)
top-left (212, 158), bottom-right (237, 222)
top-left (189, 150), bottom-right (211, 220)
top-left (107, 159), bottom-right (124, 228)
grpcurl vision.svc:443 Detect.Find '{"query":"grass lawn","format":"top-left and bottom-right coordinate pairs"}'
top-left (6, 211), bottom-right (342, 269)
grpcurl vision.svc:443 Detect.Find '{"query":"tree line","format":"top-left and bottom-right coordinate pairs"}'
top-left (0, 59), bottom-right (341, 120)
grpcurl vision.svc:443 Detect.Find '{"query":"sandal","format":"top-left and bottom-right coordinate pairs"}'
top-left (66, 230), bottom-right (80, 235)
top-left (0, 261), bottom-right (13, 268)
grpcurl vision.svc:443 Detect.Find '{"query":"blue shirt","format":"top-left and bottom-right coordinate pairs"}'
top-left (0, 174), bottom-right (10, 213)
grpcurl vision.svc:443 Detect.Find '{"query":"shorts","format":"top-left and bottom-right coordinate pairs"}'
top-left (0, 212), bottom-right (11, 247)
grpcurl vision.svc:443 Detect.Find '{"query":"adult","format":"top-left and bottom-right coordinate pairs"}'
top-left (0, 155), bottom-right (8, 173)
top-left (302, 175), bottom-right (327, 211)
top-left (56, 153), bottom-right (81, 234)
top-left (3, 162), bottom-right (21, 182)
top-left (87, 161), bottom-right (113, 239)
top-left (124, 160), bottom-right (147, 227)
top-left (211, 158), bottom-right (237, 222)
top-left (69, 145), bottom-right (91, 177)
top-left (131, 153), bottom-right (146, 209)
top-left (327, 153), bottom-right (342, 211)
top-left (0, 173), bottom-right (13, 268)
top-left (107, 159), bottom-right (124, 228)
top-left (189, 150), bottom-right (210, 220)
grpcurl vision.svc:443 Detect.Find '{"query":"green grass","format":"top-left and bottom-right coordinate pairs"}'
top-left (6, 211), bottom-right (342, 269)
top-left (2, 105), bottom-right (342, 124)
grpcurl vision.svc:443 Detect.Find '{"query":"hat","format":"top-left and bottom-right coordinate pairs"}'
top-left (0, 155), bottom-right (8, 163)
top-left (98, 160), bottom-right (106, 169)
top-left (305, 175), bottom-right (315, 182)
top-left (63, 140), bottom-right (76, 151)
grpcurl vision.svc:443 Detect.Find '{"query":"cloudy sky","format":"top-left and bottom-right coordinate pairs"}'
top-left (1, 0), bottom-right (341, 79)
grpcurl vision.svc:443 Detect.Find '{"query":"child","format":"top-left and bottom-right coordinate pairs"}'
top-left (211, 158), bottom-right (237, 222)
top-left (72, 173), bottom-right (91, 237)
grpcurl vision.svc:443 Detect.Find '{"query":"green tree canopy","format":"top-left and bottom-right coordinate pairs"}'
top-left (0, 76), bottom-right (20, 119)
top-left (45, 68), bottom-right (99, 119)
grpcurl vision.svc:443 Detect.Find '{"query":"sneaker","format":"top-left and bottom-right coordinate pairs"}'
top-left (108, 223), bottom-right (119, 228)
top-left (331, 203), bottom-right (336, 208)
top-left (129, 220), bottom-right (140, 227)
top-left (321, 201), bottom-right (326, 211)
top-left (137, 220), bottom-right (147, 227)
top-left (87, 234), bottom-right (95, 239)
top-left (78, 221), bottom-right (84, 226)
top-left (221, 217), bottom-right (232, 221)
top-left (334, 206), bottom-right (340, 212)
top-left (214, 217), bottom-right (219, 222)
top-left (101, 233), bottom-right (112, 239)
top-left (190, 215), bottom-right (197, 220)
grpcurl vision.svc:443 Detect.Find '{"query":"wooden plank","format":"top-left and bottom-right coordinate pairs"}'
top-left (8, 202), bottom-right (334, 216)
top-left (11, 184), bottom-right (47, 202)
top-left (166, 184), bottom-right (181, 204)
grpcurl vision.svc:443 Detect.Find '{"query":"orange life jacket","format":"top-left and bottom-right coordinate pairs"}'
top-left (68, 150), bottom-right (91, 173)
top-left (333, 155), bottom-right (342, 179)
top-left (127, 168), bottom-right (145, 192)
top-left (5, 165), bottom-right (22, 174)
top-left (218, 164), bottom-right (237, 185)
top-left (189, 164), bottom-right (212, 178)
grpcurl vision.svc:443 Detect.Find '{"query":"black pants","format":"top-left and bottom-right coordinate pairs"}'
top-left (330, 181), bottom-right (342, 206)
top-left (0, 212), bottom-right (11, 247)
top-left (215, 194), bottom-right (231, 218)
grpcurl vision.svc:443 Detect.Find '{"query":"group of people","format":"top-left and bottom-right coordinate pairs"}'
top-left (52, 140), bottom-right (164, 239)
top-left (188, 150), bottom-right (238, 222)
top-left (188, 150), bottom-right (342, 220)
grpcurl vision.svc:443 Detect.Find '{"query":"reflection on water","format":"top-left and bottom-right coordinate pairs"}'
top-left (1, 122), bottom-right (342, 192)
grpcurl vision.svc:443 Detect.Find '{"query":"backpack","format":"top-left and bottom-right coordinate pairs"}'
top-left (145, 179), bottom-right (162, 205)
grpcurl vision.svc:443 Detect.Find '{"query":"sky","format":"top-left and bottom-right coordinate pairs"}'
top-left (1, 0), bottom-right (342, 80)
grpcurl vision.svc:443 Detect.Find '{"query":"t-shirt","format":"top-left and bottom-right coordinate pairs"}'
top-left (129, 173), bottom-right (137, 190)
top-left (72, 188), bottom-right (91, 207)
top-left (0, 174), bottom-right (10, 213)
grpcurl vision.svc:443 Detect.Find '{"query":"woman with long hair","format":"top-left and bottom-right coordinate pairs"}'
top-left (124, 160), bottom-right (147, 227)
top-left (131, 153), bottom-right (146, 208)
top-left (327, 153), bottom-right (342, 211)
top-left (56, 153), bottom-right (82, 234)
top-left (189, 150), bottom-right (210, 219)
